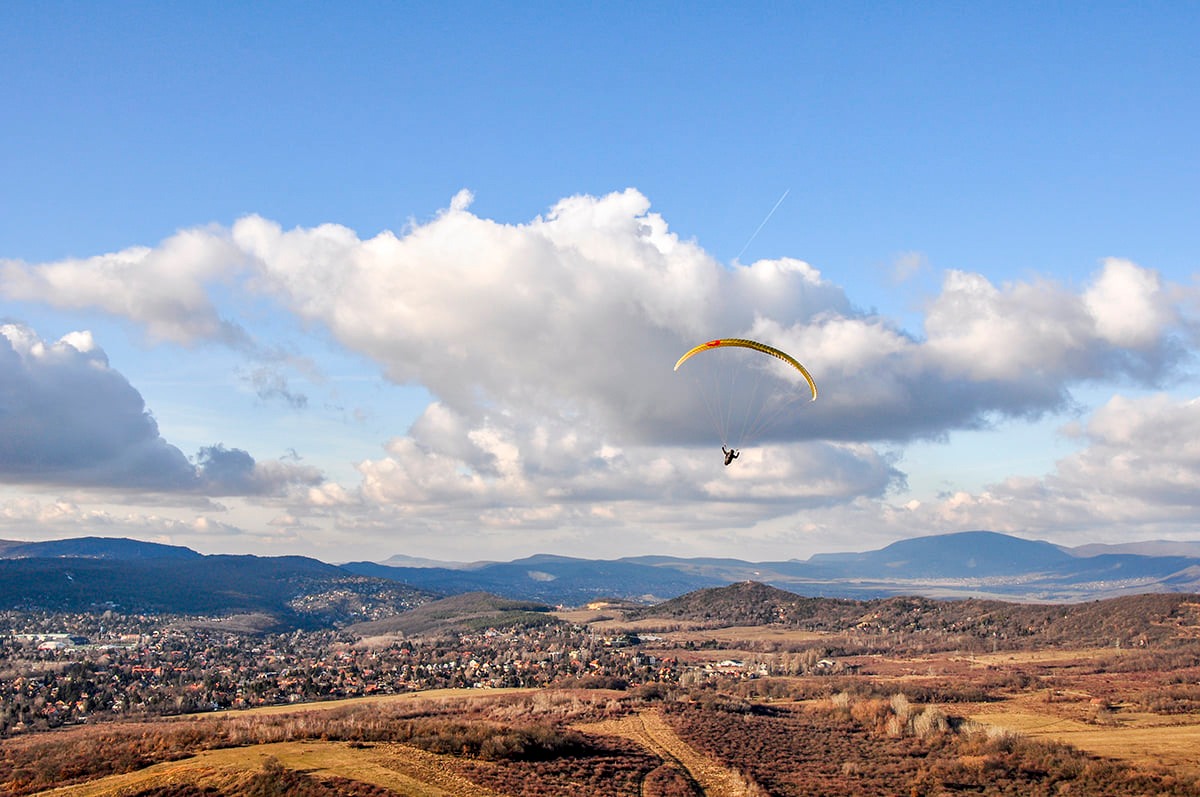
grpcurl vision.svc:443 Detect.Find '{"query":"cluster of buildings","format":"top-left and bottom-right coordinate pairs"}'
top-left (0, 616), bottom-right (674, 735)
top-left (1, 607), bottom-right (861, 737)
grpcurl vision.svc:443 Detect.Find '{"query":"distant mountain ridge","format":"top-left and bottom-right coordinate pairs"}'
top-left (0, 550), bottom-right (431, 628)
top-left (376, 553), bottom-right (485, 570)
top-left (3, 531), bottom-right (1200, 616)
top-left (808, 530), bottom-right (1076, 577)
top-left (341, 554), bottom-right (726, 604)
top-left (0, 536), bottom-right (201, 560)
top-left (1070, 540), bottom-right (1200, 558)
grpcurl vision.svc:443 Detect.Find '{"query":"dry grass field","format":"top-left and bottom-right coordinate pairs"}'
top-left (36, 740), bottom-right (505, 797)
top-left (638, 623), bottom-right (1200, 789)
top-left (22, 689), bottom-right (542, 797)
top-left (8, 616), bottom-right (1200, 795)
top-left (211, 686), bottom-right (538, 719)
top-left (969, 707), bottom-right (1200, 778)
top-left (29, 696), bottom-right (761, 797)
top-left (845, 642), bottom-right (1200, 782)
top-left (5, 687), bottom-right (680, 797)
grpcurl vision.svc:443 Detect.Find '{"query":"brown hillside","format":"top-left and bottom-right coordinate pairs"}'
top-left (627, 582), bottom-right (1200, 648)
top-left (626, 580), bottom-right (860, 628)
top-left (347, 591), bottom-right (559, 637)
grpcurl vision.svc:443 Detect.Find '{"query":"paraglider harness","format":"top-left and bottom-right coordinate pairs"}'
top-left (722, 446), bottom-right (740, 466)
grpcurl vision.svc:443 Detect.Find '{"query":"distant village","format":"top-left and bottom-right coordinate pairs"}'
top-left (0, 610), bottom-right (841, 737)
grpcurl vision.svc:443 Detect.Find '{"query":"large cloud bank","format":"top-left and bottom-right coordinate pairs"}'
top-left (2, 189), bottom-right (1197, 556)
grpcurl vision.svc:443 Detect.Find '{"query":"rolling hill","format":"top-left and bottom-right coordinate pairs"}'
top-left (346, 591), bottom-right (559, 637)
top-left (628, 581), bottom-right (1200, 648)
top-left (624, 580), bottom-right (859, 627)
top-left (806, 530), bottom-right (1076, 578)
top-left (0, 553), bottom-right (432, 628)
top-left (0, 536), bottom-right (201, 560)
top-left (341, 554), bottom-right (727, 604)
top-left (2, 531), bottom-right (1200, 619)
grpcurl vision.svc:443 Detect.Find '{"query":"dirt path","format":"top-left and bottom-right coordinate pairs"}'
top-left (34, 740), bottom-right (505, 797)
top-left (577, 709), bottom-right (754, 796)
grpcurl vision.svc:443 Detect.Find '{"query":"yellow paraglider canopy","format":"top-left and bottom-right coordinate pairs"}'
top-left (674, 338), bottom-right (817, 401)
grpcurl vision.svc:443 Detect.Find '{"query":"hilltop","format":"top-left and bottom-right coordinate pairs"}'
top-left (625, 580), bottom-right (860, 627)
top-left (0, 536), bottom-right (200, 560)
top-left (347, 592), bottom-right (559, 637)
top-left (808, 529), bottom-right (1075, 577)
top-left (627, 581), bottom-right (1200, 649)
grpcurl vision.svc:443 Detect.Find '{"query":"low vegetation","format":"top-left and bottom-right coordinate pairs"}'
top-left (5, 587), bottom-right (1200, 794)
top-left (663, 690), bottom-right (1200, 795)
top-left (630, 583), bottom-right (1200, 651)
top-left (4, 678), bottom-right (1200, 796)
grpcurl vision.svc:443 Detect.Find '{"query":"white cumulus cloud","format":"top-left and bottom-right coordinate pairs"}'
top-left (2, 228), bottom-right (248, 345)
top-left (3, 190), bottom-right (1198, 557)
top-left (0, 323), bottom-right (320, 496)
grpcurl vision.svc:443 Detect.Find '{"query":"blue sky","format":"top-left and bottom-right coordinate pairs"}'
top-left (2, 3), bottom-right (1198, 563)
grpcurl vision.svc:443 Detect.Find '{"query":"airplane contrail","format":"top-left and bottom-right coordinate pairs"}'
top-left (735, 188), bottom-right (790, 262)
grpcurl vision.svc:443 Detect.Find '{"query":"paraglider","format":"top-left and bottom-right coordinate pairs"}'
top-left (673, 338), bottom-right (817, 400)
top-left (674, 338), bottom-right (817, 463)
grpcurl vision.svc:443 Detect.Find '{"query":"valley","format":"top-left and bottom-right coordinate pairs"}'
top-left (4, 584), bottom-right (1200, 795)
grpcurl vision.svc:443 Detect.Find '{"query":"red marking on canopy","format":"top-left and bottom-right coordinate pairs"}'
top-left (706, 340), bottom-right (722, 347)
